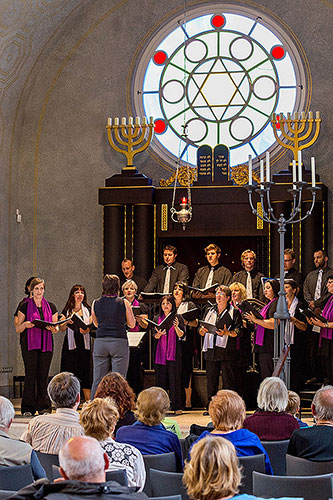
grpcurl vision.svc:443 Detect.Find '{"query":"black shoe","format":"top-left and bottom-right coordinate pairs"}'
top-left (22, 412), bottom-right (33, 417)
top-left (202, 411), bottom-right (209, 416)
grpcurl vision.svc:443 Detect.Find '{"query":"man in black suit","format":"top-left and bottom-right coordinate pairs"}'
top-left (275, 248), bottom-right (303, 296)
top-left (121, 259), bottom-right (147, 294)
top-left (232, 249), bottom-right (264, 301)
top-left (144, 245), bottom-right (189, 293)
top-left (192, 243), bottom-right (232, 298)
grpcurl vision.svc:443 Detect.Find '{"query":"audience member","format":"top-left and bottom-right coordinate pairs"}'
top-left (144, 245), bottom-right (189, 293)
top-left (115, 387), bottom-right (183, 471)
top-left (0, 396), bottom-right (45, 479)
top-left (94, 372), bottom-right (136, 433)
top-left (288, 385), bottom-right (333, 460)
top-left (243, 377), bottom-right (300, 440)
top-left (21, 372), bottom-right (83, 454)
top-left (121, 259), bottom-right (147, 294)
top-left (11, 436), bottom-right (148, 499)
top-left (191, 390), bottom-right (272, 474)
top-left (80, 398), bottom-right (145, 490)
top-left (184, 435), bottom-right (294, 500)
top-left (192, 244), bottom-right (232, 298)
top-left (232, 249), bottom-right (264, 300)
top-left (286, 391), bottom-right (308, 428)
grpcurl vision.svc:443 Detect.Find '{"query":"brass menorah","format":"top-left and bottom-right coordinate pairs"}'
top-left (271, 111), bottom-right (321, 163)
top-left (106, 116), bottom-right (154, 169)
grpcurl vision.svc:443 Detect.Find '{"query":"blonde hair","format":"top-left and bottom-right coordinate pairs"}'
top-left (257, 377), bottom-right (288, 412)
top-left (286, 391), bottom-right (300, 416)
top-left (241, 249), bottom-right (256, 263)
top-left (229, 282), bottom-right (247, 302)
top-left (135, 387), bottom-right (170, 426)
top-left (209, 390), bottom-right (246, 431)
top-left (204, 243), bottom-right (221, 255)
top-left (80, 398), bottom-right (119, 441)
top-left (183, 435), bottom-right (241, 500)
top-left (122, 279), bottom-right (138, 293)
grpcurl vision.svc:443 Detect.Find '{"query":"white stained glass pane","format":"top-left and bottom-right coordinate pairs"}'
top-left (253, 76), bottom-right (276, 99)
top-left (242, 44), bottom-right (271, 73)
top-left (162, 62), bottom-right (190, 84)
top-left (220, 31), bottom-right (239, 57)
top-left (185, 39), bottom-right (207, 62)
top-left (184, 14), bottom-right (213, 38)
top-left (230, 143), bottom-right (253, 165)
top-left (223, 13), bottom-right (256, 35)
top-left (275, 87), bottom-right (297, 115)
top-left (251, 123), bottom-right (276, 155)
top-left (156, 126), bottom-right (186, 157)
top-left (187, 118), bottom-right (208, 142)
top-left (274, 54), bottom-right (296, 86)
top-left (157, 26), bottom-right (186, 56)
top-left (168, 108), bottom-right (196, 134)
top-left (230, 37), bottom-right (253, 61)
top-left (167, 48), bottom-right (196, 76)
top-left (251, 22), bottom-right (282, 52)
top-left (204, 121), bottom-right (218, 147)
top-left (143, 60), bottom-right (163, 92)
top-left (199, 32), bottom-right (219, 58)
top-left (230, 116), bottom-right (253, 140)
top-left (143, 93), bottom-right (163, 120)
top-left (247, 63), bottom-right (276, 85)
top-left (241, 105), bottom-right (268, 134)
top-left (248, 93), bottom-right (277, 117)
top-left (162, 80), bottom-right (185, 103)
top-left (220, 121), bottom-right (239, 148)
top-left (181, 143), bottom-right (197, 166)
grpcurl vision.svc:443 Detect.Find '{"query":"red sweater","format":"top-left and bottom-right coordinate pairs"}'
top-left (243, 410), bottom-right (300, 440)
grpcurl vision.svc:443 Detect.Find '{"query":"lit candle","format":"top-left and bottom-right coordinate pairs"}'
top-left (260, 159), bottom-right (264, 188)
top-left (135, 116), bottom-right (140, 125)
top-left (149, 116), bottom-right (154, 124)
top-left (292, 160), bottom-right (297, 189)
top-left (107, 118), bottom-right (111, 127)
top-left (309, 111), bottom-right (313, 120)
top-left (316, 111), bottom-right (320, 119)
top-left (128, 116), bottom-right (133, 126)
top-left (248, 155), bottom-right (252, 185)
top-left (297, 150), bottom-right (302, 182)
top-left (121, 117), bottom-right (126, 125)
top-left (311, 157), bottom-right (316, 187)
top-left (142, 117), bottom-right (147, 125)
top-left (181, 197), bottom-right (188, 205)
top-left (114, 117), bottom-right (119, 126)
top-left (266, 151), bottom-right (270, 183)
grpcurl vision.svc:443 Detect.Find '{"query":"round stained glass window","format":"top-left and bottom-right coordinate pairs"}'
top-left (132, 5), bottom-right (308, 168)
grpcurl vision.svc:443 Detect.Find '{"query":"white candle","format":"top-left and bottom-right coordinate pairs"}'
top-left (292, 160), bottom-right (297, 189)
top-left (142, 116), bottom-right (147, 124)
top-left (260, 159), bottom-right (264, 188)
top-left (316, 111), bottom-right (320, 119)
top-left (128, 116), bottom-right (133, 125)
top-left (248, 155), bottom-right (252, 185)
top-left (301, 111), bottom-right (306, 119)
top-left (272, 113), bottom-right (276, 120)
top-left (309, 111), bottom-right (313, 120)
top-left (121, 117), bottom-right (126, 125)
top-left (287, 112), bottom-right (291, 120)
top-left (311, 157), bottom-right (316, 187)
top-left (107, 118), bottom-right (111, 127)
top-left (135, 116), bottom-right (140, 125)
top-left (294, 111), bottom-right (299, 120)
top-left (149, 116), bottom-right (154, 124)
top-left (266, 151), bottom-right (270, 183)
top-left (114, 117), bottom-right (119, 126)
top-left (297, 150), bottom-right (302, 182)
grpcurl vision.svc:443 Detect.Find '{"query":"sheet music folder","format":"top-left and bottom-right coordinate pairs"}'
top-left (127, 331), bottom-right (146, 347)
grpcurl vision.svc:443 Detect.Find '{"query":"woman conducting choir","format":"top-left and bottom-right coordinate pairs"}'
top-left (244, 279), bottom-right (279, 380)
top-left (122, 279), bottom-right (148, 395)
top-left (199, 285), bottom-right (243, 408)
top-left (59, 284), bottom-right (92, 402)
top-left (153, 295), bottom-right (185, 414)
top-left (91, 274), bottom-right (135, 398)
top-left (15, 278), bottom-right (58, 416)
top-left (173, 281), bottom-right (198, 409)
top-left (308, 275), bottom-right (333, 385)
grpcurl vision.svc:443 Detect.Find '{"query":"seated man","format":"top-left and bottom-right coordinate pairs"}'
top-left (288, 385), bottom-right (333, 460)
top-left (232, 249), bottom-right (264, 300)
top-left (144, 245), bottom-right (189, 293)
top-left (192, 243), bottom-right (232, 297)
top-left (21, 372), bottom-right (83, 454)
top-left (121, 258), bottom-right (147, 294)
top-left (0, 396), bottom-right (45, 479)
top-left (11, 436), bottom-right (148, 499)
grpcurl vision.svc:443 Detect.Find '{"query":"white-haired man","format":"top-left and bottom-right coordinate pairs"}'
top-left (288, 385), bottom-right (333, 460)
top-left (11, 436), bottom-right (148, 499)
top-left (0, 396), bottom-right (45, 479)
top-left (21, 372), bottom-right (83, 454)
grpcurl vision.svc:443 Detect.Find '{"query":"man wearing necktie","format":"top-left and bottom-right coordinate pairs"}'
top-left (231, 249), bottom-right (264, 301)
top-left (192, 244), bottom-right (232, 298)
top-left (144, 245), bottom-right (189, 293)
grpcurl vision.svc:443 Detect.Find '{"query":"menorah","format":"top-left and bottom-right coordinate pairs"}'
top-left (271, 110), bottom-right (321, 163)
top-left (106, 116), bottom-right (154, 169)
top-left (245, 146), bottom-right (321, 387)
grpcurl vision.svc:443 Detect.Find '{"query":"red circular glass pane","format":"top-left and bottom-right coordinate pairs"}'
top-left (271, 46), bottom-right (285, 60)
top-left (154, 119), bottom-right (167, 134)
top-left (211, 14), bottom-right (225, 28)
top-left (153, 51), bottom-right (167, 65)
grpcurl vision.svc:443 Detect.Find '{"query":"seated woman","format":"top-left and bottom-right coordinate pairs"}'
top-left (94, 371), bottom-right (136, 433)
top-left (191, 389), bottom-right (272, 474)
top-left (80, 397), bottom-right (146, 490)
top-left (184, 435), bottom-right (295, 500)
top-left (243, 377), bottom-right (300, 440)
top-left (115, 386), bottom-right (183, 471)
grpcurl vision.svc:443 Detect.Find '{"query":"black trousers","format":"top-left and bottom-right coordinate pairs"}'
top-left (258, 352), bottom-right (274, 380)
top-left (155, 358), bottom-right (182, 411)
top-left (206, 358), bottom-right (239, 405)
top-left (21, 345), bottom-right (52, 414)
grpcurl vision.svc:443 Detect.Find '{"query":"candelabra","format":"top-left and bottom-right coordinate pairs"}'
top-left (245, 150), bottom-right (321, 387)
top-left (106, 116), bottom-right (154, 169)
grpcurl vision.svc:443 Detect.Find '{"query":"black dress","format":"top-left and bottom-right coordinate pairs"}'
top-left (253, 300), bottom-right (278, 380)
top-left (60, 306), bottom-right (92, 390)
top-left (289, 302), bottom-right (308, 393)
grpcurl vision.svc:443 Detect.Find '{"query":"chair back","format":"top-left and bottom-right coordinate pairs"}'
top-left (0, 464), bottom-right (34, 491)
top-left (0, 491), bottom-right (17, 499)
top-left (35, 451), bottom-right (59, 480)
top-left (150, 469), bottom-right (189, 500)
top-left (148, 496), bottom-right (181, 500)
top-left (238, 454), bottom-right (266, 494)
top-left (261, 439), bottom-right (289, 475)
top-left (179, 439), bottom-right (186, 460)
top-left (253, 471), bottom-right (333, 500)
top-left (52, 465), bottom-right (128, 486)
top-left (286, 454), bottom-right (333, 476)
top-left (143, 452), bottom-right (177, 495)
